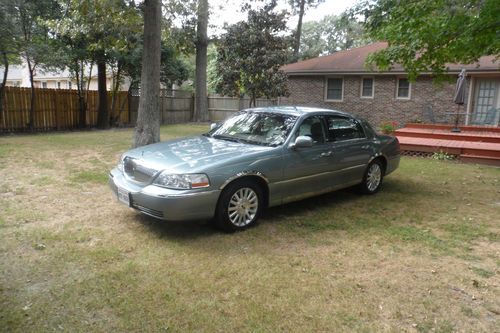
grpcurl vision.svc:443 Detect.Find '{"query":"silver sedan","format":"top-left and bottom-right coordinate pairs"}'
top-left (109, 106), bottom-right (400, 231)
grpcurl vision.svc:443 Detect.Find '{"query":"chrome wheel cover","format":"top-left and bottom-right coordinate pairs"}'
top-left (227, 187), bottom-right (258, 227)
top-left (366, 163), bottom-right (382, 192)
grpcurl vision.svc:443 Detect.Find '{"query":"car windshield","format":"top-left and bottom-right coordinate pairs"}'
top-left (207, 111), bottom-right (298, 147)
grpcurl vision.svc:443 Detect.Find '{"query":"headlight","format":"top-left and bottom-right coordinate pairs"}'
top-left (153, 172), bottom-right (210, 190)
top-left (117, 154), bottom-right (125, 172)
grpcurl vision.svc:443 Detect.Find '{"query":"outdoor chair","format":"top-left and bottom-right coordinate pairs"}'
top-left (422, 105), bottom-right (448, 124)
top-left (471, 107), bottom-right (499, 126)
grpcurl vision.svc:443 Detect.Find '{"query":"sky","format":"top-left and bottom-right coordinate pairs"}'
top-left (208, 0), bottom-right (359, 35)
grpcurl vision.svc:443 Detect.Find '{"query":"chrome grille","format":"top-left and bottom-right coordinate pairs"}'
top-left (123, 157), bottom-right (158, 183)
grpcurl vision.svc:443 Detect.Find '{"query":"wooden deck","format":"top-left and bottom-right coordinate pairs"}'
top-left (395, 124), bottom-right (500, 166)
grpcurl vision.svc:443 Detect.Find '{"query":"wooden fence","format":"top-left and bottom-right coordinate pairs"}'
top-left (129, 93), bottom-right (277, 124)
top-left (0, 86), bottom-right (129, 132)
top-left (208, 95), bottom-right (277, 121)
top-left (1, 87), bottom-right (278, 133)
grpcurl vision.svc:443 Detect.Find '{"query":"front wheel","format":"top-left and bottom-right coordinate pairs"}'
top-left (215, 180), bottom-right (263, 232)
top-left (359, 159), bottom-right (384, 194)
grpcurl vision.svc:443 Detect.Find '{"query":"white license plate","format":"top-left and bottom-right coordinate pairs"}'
top-left (117, 187), bottom-right (130, 206)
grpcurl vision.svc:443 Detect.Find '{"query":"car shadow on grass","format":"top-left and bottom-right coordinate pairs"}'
top-left (131, 178), bottom-right (420, 241)
top-left (134, 213), bottom-right (218, 240)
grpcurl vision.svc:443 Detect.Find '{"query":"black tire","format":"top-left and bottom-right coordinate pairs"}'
top-left (359, 159), bottom-right (384, 194)
top-left (215, 180), bottom-right (264, 232)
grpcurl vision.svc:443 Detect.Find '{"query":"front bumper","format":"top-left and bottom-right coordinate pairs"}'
top-left (108, 168), bottom-right (221, 221)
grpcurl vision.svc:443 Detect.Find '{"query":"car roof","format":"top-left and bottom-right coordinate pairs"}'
top-left (243, 106), bottom-right (352, 118)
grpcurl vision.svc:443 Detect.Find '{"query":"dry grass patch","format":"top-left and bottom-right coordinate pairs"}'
top-left (1, 125), bottom-right (499, 332)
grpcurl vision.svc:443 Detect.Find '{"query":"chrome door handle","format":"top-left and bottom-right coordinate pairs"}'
top-left (320, 151), bottom-right (333, 157)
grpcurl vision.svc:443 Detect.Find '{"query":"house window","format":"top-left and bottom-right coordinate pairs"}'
top-left (397, 78), bottom-right (411, 99)
top-left (361, 77), bottom-right (374, 98)
top-left (325, 77), bottom-right (343, 101)
top-left (42, 81), bottom-right (47, 89)
top-left (57, 81), bottom-right (61, 89)
top-left (68, 81), bottom-right (72, 89)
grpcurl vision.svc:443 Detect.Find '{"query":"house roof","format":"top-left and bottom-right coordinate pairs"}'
top-left (282, 42), bottom-right (499, 75)
top-left (0, 65), bottom-right (24, 80)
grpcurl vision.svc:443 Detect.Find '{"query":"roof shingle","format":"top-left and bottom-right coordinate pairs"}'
top-left (282, 42), bottom-right (499, 75)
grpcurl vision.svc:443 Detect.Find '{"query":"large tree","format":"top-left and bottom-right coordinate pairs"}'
top-left (53, 0), bottom-right (141, 129)
top-left (10, 0), bottom-right (61, 130)
top-left (216, 0), bottom-right (290, 107)
top-left (134, 0), bottom-right (162, 147)
top-left (288, 0), bottom-right (324, 60)
top-left (193, 0), bottom-right (209, 122)
top-left (0, 0), bottom-right (20, 120)
top-left (298, 14), bottom-right (368, 60)
top-left (354, 0), bottom-right (500, 79)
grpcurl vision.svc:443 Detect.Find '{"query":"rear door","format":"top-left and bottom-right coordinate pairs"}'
top-left (324, 115), bottom-right (372, 185)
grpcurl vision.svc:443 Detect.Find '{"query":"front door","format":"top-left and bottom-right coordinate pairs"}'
top-left (280, 115), bottom-right (336, 203)
top-left (471, 79), bottom-right (500, 126)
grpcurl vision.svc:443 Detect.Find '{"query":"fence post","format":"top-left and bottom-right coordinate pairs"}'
top-left (191, 93), bottom-right (195, 120)
top-left (54, 89), bottom-right (60, 130)
top-left (238, 96), bottom-right (245, 111)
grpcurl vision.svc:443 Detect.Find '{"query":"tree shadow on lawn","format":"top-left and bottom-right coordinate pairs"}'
top-left (131, 177), bottom-right (423, 241)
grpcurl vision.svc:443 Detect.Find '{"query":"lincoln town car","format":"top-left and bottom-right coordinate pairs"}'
top-left (109, 107), bottom-right (400, 231)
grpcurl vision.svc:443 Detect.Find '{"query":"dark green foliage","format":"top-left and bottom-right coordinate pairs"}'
top-left (298, 14), bottom-right (369, 60)
top-left (353, 0), bottom-right (500, 80)
top-left (287, 0), bottom-right (324, 59)
top-left (215, 0), bottom-right (290, 106)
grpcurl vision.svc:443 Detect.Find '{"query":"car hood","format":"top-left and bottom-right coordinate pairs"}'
top-left (124, 135), bottom-right (272, 173)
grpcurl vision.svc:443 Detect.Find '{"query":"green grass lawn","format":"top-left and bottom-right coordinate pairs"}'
top-left (1, 124), bottom-right (499, 332)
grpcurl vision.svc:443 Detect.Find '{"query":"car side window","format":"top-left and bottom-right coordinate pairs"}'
top-left (295, 116), bottom-right (325, 144)
top-left (326, 116), bottom-right (366, 142)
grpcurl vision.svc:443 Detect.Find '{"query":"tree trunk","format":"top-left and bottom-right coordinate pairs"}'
top-left (194, 0), bottom-right (209, 122)
top-left (293, 0), bottom-right (306, 59)
top-left (110, 62), bottom-right (122, 124)
top-left (74, 61), bottom-right (86, 128)
top-left (134, 0), bottom-right (161, 147)
top-left (249, 94), bottom-right (256, 108)
top-left (27, 59), bottom-right (36, 131)
top-left (96, 53), bottom-right (109, 129)
top-left (0, 52), bottom-right (8, 122)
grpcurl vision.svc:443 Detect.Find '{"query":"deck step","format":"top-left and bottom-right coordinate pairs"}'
top-left (396, 125), bottom-right (500, 166)
top-left (395, 128), bottom-right (500, 143)
top-left (460, 154), bottom-right (500, 167)
top-left (405, 123), bottom-right (500, 133)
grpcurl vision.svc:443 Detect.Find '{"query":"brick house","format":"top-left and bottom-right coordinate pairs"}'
top-left (280, 42), bottom-right (500, 128)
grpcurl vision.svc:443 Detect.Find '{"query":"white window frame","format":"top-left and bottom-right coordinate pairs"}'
top-left (396, 77), bottom-right (411, 100)
top-left (324, 76), bottom-right (344, 102)
top-left (41, 81), bottom-right (48, 89)
top-left (360, 77), bottom-right (374, 99)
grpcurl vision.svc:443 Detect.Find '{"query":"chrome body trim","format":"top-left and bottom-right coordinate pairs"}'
top-left (274, 164), bottom-right (366, 186)
top-left (219, 170), bottom-right (269, 190)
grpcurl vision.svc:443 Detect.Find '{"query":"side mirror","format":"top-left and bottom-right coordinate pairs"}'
top-left (290, 135), bottom-right (313, 149)
top-left (210, 123), bottom-right (218, 131)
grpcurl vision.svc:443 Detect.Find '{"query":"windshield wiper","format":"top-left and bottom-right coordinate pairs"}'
top-left (212, 134), bottom-right (242, 143)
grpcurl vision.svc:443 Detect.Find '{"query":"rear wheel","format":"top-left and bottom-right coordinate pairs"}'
top-left (215, 180), bottom-right (263, 232)
top-left (359, 159), bottom-right (384, 194)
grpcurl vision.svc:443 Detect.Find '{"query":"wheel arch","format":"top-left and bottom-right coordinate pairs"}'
top-left (219, 172), bottom-right (270, 208)
top-left (368, 154), bottom-right (387, 175)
